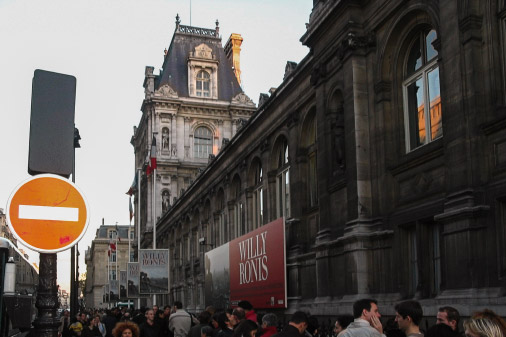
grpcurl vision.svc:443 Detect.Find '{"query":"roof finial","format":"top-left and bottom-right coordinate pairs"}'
top-left (176, 13), bottom-right (180, 30)
top-left (215, 19), bottom-right (220, 37)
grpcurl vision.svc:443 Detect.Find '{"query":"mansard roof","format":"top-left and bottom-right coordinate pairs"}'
top-left (155, 19), bottom-right (243, 101)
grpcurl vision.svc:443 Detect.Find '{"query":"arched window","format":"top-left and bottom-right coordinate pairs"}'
top-left (232, 176), bottom-right (243, 238)
top-left (196, 70), bottom-right (211, 97)
top-left (194, 126), bottom-right (212, 158)
top-left (403, 29), bottom-right (442, 151)
top-left (276, 139), bottom-right (290, 219)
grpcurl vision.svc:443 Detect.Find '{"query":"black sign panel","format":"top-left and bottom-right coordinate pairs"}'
top-left (28, 69), bottom-right (76, 177)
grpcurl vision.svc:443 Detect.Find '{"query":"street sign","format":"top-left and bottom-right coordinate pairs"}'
top-left (6, 174), bottom-right (90, 253)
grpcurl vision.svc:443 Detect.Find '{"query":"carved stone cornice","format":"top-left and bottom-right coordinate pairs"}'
top-left (155, 84), bottom-right (178, 98)
top-left (231, 92), bottom-right (255, 106)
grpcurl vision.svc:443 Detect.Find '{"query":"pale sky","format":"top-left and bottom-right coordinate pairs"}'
top-left (0, 0), bottom-right (312, 292)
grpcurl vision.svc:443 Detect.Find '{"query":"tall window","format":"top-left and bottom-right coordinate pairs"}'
top-left (403, 29), bottom-right (442, 151)
top-left (196, 70), bottom-right (210, 97)
top-left (109, 270), bottom-right (116, 281)
top-left (408, 227), bottom-right (419, 295)
top-left (194, 127), bottom-right (212, 158)
top-left (276, 140), bottom-right (291, 218)
top-left (253, 163), bottom-right (264, 229)
top-left (108, 230), bottom-right (117, 239)
top-left (306, 113), bottom-right (318, 208)
top-left (232, 177), bottom-right (243, 237)
top-left (110, 251), bottom-right (116, 263)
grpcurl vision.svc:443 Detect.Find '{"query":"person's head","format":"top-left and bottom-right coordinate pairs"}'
top-left (218, 311), bottom-right (232, 330)
top-left (199, 311), bottom-right (212, 325)
top-left (164, 305), bottom-right (171, 317)
top-left (206, 306), bottom-right (216, 315)
top-left (437, 307), bottom-right (460, 331)
top-left (227, 310), bottom-right (237, 327)
top-left (262, 313), bottom-right (277, 329)
top-left (353, 299), bottom-right (381, 323)
top-left (202, 325), bottom-right (214, 337)
top-left (122, 312), bottom-right (132, 321)
top-left (289, 311), bottom-right (309, 334)
top-left (471, 310), bottom-right (506, 336)
top-left (238, 301), bottom-right (253, 313)
top-left (394, 300), bottom-right (423, 332)
top-left (464, 318), bottom-right (504, 337)
top-left (94, 315), bottom-right (102, 325)
top-left (145, 309), bottom-right (155, 324)
top-left (153, 305), bottom-right (159, 312)
top-left (306, 316), bottom-right (319, 336)
top-left (234, 319), bottom-right (258, 337)
top-left (232, 307), bottom-right (246, 324)
top-left (425, 324), bottom-right (459, 337)
top-left (64, 310), bottom-right (70, 318)
top-left (334, 315), bottom-right (354, 335)
top-left (112, 321), bottom-right (140, 337)
top-left (174, 301), bottom-right (183, 311)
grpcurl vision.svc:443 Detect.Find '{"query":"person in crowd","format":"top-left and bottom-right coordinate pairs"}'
top-left (334, 315), bottom-right (354, 336)
top-left (260, 313), bottom-right (278, 337)
top-left (394, 300), bottom-right (423, 337)
top-left (238, 301), bottom-right (257, 324)
top-left (233, 319), bottom-right (258, 337)
top-left (306, 316), bottom-right (318, 337)
top-left (464, 317), bottom-right (504, 337)
top-left (273, 311), bottom-right (308, 337)
top-left (140, 309), bottom-right (161, 337)
top-left (103, 309), bottom-right (119, 337)
top-left (437, 307), bottom-right (460, 333)
top-left (112, 321), bottom-right (140, 337)
top-left (189, 311), bottom-right (213, 337)
top-left (59, 310), bottom-right (71, 337)
top-left (232, 308), bottom-right (247, 330)
top-left (161, 306), bottom-right (172, 337)
top-left (203, 326), bottom-right (215, 337)
top-left (69, 316), bottom-right (84, 337)
top-left (169, 301), bottom-right (192, 337)
top-left (425, 324), bottom-right (459, 337)
top-left (383, 318), bottom-right (405, 337)
top-left (206, 306), bottom-right (217, 316)
top-left (133, 308), bottom-right (147, 326)
top-left (217, 311), bottom-right (235, 337)
top-left (81, 315), bottom-right (102, 337)
top-left (471, 310), bottom-right (506, 336)
top-left (96, 315), bottom-right (107, 337)
top-left (337, 298), bottom-right (384, 337)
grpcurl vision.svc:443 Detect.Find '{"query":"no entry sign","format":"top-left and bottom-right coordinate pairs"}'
top-left (6, 174), bottom-right (90, 253)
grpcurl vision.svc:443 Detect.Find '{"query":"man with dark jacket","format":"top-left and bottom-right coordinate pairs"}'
top-left (273, 312), bottom-right (308, 337)
top-left (102, 309), bottom-right (118, 337)
top-left (140, 309), bottom-right (161, 337)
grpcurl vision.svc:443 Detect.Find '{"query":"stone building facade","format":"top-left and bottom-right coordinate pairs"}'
top-left (84, 224), bottom-right (133, 308)
top-left (135, 0), bottom-right (506, 317)
top-left (131, 17), bottom-right (256, 252)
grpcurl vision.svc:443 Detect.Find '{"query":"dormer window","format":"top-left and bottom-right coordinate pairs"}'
top-left (196, 70), bottom-right (211, 97)
top-left (188, 43), bottom-right (218, 99)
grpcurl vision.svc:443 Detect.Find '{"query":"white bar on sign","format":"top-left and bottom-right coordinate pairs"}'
top-left (18, 205), bottom-right (79, 221)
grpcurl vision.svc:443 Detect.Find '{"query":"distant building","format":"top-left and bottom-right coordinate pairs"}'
top-left (84, 223), bottom-right (133, 308)
top-left (130, 16), bottom-right (256, 255)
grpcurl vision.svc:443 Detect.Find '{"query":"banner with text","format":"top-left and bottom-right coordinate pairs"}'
top-left (205, 218), bottom-right (286, 309)
top-left (127, 262), bottom-right (140, 298)
top-left (139, 249), bottom-right (170, 294)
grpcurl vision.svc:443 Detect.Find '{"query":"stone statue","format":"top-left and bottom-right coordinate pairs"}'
top-left (162, 128), bottom-right (169, 150)
top-left (162, 190), bottom-right (170, 213)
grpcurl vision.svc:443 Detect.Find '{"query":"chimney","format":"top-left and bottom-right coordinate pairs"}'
top-left (224, 33), bottom-right (243, 85)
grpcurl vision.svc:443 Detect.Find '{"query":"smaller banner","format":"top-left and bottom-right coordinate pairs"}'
top-left (120, 270), bottom-right (127, 299)
top-left (127, 262), bottom-right (140, 298)
top-left (103, 284), bottom-right (110, 303)
top-left (139, 249), bottom-right (169, 294)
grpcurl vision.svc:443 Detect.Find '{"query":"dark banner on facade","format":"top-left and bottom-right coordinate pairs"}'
top-left (139, 249), bottom-right (169, 294)
top-left (127, 262), bottom-right (140, 298)
top-left (205, 243), bottom-right (230, 309)
top-left (110, 280), bottom-right (119, 301)
top-left (120, 270), bottom-right (127, 299)
top-left (205, 218), bottom-right (286, 309)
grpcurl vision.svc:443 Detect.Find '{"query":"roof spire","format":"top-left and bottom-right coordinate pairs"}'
top-left (175, 13), bottom-right (180, 31)
top-left (215, 19), bottom-right (220, 37)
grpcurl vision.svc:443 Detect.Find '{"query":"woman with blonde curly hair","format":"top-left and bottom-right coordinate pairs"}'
top-left (463, 317), bottom-right (504, 337)
top-left (112, 321), bottom-right (140, 337)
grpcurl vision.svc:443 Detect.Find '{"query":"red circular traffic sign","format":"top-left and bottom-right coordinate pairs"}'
top-left (6, 174), bottom-right (90, 253)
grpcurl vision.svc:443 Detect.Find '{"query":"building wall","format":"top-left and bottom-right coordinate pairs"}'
top-left (138, 0), bottom-right (506, 317)
top-left (84, 225), bottom-right (133, 308)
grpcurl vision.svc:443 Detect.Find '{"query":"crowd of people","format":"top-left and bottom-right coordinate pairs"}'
top-left (57, 299), bottom-right (506, 337)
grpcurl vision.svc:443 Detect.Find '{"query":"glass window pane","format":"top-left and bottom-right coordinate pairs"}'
top-left (428, 67), bottom-right (442, 140)
top-left (407, 77), bottom-right (425, 148)
top-left (425, 30), bottom-right (438, 61)
top-left (284, 170), bottom-right (290, 218)
top-left (407, 38), bottom-right (422, 76)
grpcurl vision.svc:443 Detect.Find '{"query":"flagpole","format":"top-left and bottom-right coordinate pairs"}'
top-left (129, 197), bottom-right (132, 263)
top-left (137, 168), bottom-right (141, 310)
top-left (115, 227), bottom-right (118, 307)
top-left (152, 166), bottom-right (157, 307)
top-left (107, 245), bottom-right (110, 309)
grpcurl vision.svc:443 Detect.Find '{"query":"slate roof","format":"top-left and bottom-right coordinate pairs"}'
top-left (155, 23), bottom-right (243, 101)
top-left (96, 224), bottom-right (130, 240)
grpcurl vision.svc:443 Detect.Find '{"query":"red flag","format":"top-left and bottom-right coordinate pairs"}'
top-left (110, 242), bottom-right (116, 251)
top-left (150, 136), bottom-right (157, 170)
top-left (129, 196), bottom-right (134, 222)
